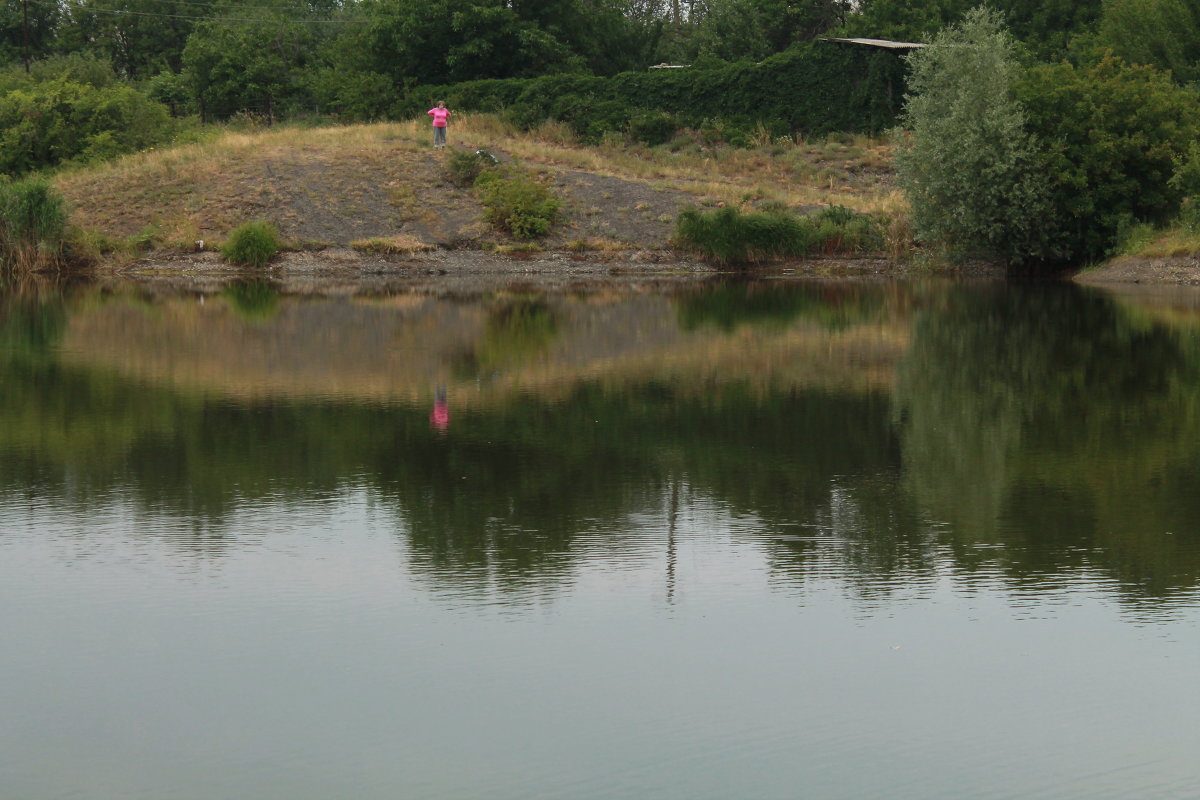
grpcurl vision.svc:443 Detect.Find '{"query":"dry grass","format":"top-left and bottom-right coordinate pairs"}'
top-left (53, 115), bottom-right (903, 255)
top-left (565, 237), bottom-right (630, 253)
top-left (54, 121), bottom-right (430, 245)
top-left (429, 113), bottom-right (902, 215)
top-left (350, 234), bottom-right (435, 255)
top-left (1129, 228), bottom-right (1200, 257)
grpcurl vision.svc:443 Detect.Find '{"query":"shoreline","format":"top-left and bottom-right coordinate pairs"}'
top-left (1073, 254), bottom-right (1200, 286)
top-left (100, 247), bottom-right (936, 295)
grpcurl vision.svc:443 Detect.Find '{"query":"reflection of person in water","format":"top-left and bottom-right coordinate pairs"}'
top-left (430, 386), bottom-right (450, 431)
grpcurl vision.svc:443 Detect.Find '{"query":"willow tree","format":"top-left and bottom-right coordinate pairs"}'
top-left (895, 7), bottom-right (1061, 266)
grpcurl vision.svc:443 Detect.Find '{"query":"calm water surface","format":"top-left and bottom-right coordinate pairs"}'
top-left (2, 279), bottom-right (1199, 799)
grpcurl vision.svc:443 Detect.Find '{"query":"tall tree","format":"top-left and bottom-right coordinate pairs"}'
top-left (896, 7), bottom-right (1059, 265)
top-left (1, 0), bottom-right (62, 67)
top-left (1093, 0), bottom-right (1200, 84)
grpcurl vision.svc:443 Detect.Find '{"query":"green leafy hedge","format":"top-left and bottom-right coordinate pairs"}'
top-left (399, 42), bottom-right (907, 141)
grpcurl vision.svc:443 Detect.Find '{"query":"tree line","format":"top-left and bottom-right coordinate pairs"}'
top-left (3, 0), bottom-right (1189, 124)
top-left (7, 0), bottom-right (1200, 268)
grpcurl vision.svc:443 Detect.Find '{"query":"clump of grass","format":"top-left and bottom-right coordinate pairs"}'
top-left (62, 227), bottom-right (135, 268)
top-left (673, 204), bottom-right (883, 266)
top-left (350, 235), bottom-right (434, 255)
top-left (220, 220), bottom-right (280, 267)
top-left (0, 178), bottom-right (69, 272)
top-left (495, 242), bottom-right (544, 256)
top-left (883, 213), bottom-right (915, 262)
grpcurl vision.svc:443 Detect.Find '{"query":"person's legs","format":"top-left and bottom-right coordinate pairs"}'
top-left (434, 126), bottom-right (446, 148)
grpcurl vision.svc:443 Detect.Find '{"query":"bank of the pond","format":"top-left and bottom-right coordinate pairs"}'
top-left (1074, 255), bottom-right (1200, 286)
top-left (50, 118), bottom-right (911, 281)
top-left (113, 247), bottom-right (919, 295)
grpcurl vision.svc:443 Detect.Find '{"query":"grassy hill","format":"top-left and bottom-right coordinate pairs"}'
top-left (52, 114), bottom-right (902, 261)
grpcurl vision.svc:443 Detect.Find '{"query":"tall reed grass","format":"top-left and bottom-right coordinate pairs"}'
top-left (673, 205), bottom-right (884, 266)
top-left (0, 179), bottom-right (68, 272)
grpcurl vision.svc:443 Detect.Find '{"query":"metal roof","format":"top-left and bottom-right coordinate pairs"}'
top-left (819, 37), bottom-right (927, 49)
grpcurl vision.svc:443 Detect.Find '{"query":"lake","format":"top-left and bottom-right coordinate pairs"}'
top-left (1, 277), bottom-right (1199, 799)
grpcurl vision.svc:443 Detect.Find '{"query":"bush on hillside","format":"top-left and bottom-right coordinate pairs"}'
top-left (0, 179), bottom-right (68, 272)
top-left (221, 221), bottom-right (281, 267)
top-left (445, 149), bottom-right (490, 187)
top-left (475, 170), bottom-right (561, 239)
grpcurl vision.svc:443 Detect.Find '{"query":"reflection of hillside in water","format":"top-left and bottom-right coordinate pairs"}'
top-left (4, 282), bottom-right (1200, 612)
top-left (57, 283), bottom-right (907, 404)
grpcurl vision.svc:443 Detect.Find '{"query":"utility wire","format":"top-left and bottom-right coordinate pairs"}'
top-left (67, 0), bottom-right (345, 13)
top-left (30, 0), bottom-right (356, 23)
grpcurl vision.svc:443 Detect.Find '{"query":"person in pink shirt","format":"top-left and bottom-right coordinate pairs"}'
top-left (427, 101), bottom-right (451, 148)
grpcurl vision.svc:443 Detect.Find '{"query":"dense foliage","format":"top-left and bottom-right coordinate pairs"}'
top-left (896, 8), bottom-right (1058, 265)
top-left (674, 204), bottom-right (883, 264)
top-left (1015, 56), bottom-right (1200, 261)
top-left (400, 41), bottom-right (907, 140)
top-left (898, 8), bottom-right (1200, 268)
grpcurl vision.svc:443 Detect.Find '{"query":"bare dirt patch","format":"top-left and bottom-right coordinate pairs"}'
top-left (60, 140), bottom-right (699, 252)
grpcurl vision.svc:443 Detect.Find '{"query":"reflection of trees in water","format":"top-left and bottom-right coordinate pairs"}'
top-left (5, 283), bottom-right (1200, 609)
top-left (676, 281), bottom-right (885, 332)
top-left (452, 297), bottom-right (558, 378)
top-left (894, 283), bottom-right (1200, 599)
top-left (0, 289), bottom-right (66, 361)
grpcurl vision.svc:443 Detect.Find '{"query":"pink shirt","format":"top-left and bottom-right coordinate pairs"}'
top-left (428, 107), bottom-right (451, 127)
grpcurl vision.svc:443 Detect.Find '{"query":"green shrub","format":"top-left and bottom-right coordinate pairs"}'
top-left (475, 170), bottom-right (561, 239)
top-left (0, 179), bottom-right (68, 272)
top-left (221, 221), bottom-right (281, 267)
top-left (628, 112), bottom-right (678, 146)
top-left (673, 205), bottom-right (883, 265)
top-left (0, 78), bottom-right (173, 175)
top-left (445, 149), bottom-right (489, 187)
top-left (1016, 55), bottom-right (1200, 262)
top-left (811, 206), bottom-right (885, 253)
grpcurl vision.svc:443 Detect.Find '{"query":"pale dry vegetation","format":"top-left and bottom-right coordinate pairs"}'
top-left (439, 113), bottom-right (903, 216)
top-left (52, 115), bottom-right (903, 259)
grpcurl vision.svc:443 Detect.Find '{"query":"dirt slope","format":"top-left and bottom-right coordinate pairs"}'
top-left (57, 135), bottom-right (698, 251)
